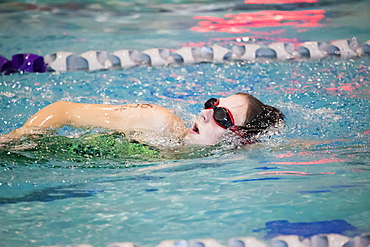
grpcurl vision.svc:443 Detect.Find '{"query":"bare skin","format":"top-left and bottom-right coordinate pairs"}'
top-left (1, 101), bottom-right (187, 144)
top-left (1, 94), bottom-right (260, 146)
top-left (186, 94), bottom-right (248, 145)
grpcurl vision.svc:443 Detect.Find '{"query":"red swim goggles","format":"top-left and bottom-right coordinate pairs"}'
top-left (204, 97), bottom-right (267, 145)
top-left (204, 98), bottom-right (235, 129)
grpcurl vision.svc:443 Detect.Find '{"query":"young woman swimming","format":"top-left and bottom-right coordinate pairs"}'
top-left (0, 93), bottom-right (284, 146)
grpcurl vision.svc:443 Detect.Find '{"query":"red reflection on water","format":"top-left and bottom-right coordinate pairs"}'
top-left (191, 9), bottom-right (325, 34)
top-left (268, 158), bottom-right (346, 165)
top-left (258, 171), bottom-right (335, 176)
top-left (245, 0), bottom-right (318, 3)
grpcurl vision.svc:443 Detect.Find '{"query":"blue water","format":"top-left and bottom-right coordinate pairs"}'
top-left (1, 0), bottom-right (370, 246)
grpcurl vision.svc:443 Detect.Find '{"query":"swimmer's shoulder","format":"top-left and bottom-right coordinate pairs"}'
top-left (106, 103), bottom-right (186, 137)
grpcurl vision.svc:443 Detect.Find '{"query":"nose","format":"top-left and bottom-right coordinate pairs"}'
top-left (200, 109), bottom-right (213, 123)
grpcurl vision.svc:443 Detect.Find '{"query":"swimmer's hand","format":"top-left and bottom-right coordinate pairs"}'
top-left (0, 127), bottom-right (51, 147)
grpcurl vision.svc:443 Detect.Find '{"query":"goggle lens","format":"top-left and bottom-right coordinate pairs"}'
top-left (204, 98), bottom-right (235, 129)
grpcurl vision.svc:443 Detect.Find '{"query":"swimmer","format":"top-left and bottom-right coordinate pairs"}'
top-left (0, 93), bottom-right (284, 146)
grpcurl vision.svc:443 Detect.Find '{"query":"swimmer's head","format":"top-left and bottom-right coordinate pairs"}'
top-left (186, 93), bottom-right (284, 145)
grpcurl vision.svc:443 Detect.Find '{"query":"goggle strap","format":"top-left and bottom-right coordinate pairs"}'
top-left (228, 126), bottom-right (262, 145)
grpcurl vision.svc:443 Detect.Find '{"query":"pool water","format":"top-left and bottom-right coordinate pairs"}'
top-left (0, 0), bottom-right (370, 246)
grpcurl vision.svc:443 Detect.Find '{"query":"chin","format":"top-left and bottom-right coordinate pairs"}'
top-left (185, 132), bottom-right (218, 146)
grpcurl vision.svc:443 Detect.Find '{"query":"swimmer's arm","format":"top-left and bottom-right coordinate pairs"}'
top-left (0, 101), bottom-right (73, 142)
top-left (1, 101), bottom-right (187, 142)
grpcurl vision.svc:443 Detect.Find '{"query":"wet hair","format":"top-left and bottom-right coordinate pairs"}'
top-left (231, 93), bottom-right (285, 144)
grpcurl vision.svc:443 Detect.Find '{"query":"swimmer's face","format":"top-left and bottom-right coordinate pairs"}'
top-left (186, 94), bottom-right (248, 145)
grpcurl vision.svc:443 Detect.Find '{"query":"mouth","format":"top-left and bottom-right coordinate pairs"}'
top-left (191, 123), bottom-right (200, 134)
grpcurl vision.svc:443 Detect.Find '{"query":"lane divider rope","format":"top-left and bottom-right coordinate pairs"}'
top-left (38, 233), bottom-right (370, 247)
top-left (1, 39), bottom-right (369, 74)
